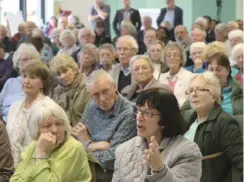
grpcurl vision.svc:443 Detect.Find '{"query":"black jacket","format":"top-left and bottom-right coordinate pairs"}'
top-left (156, 6), bottom-right (183, 28)
top-left (113, 8), bottom-right (141, 36)
top-left (95, 33), bottom-right (112, 47)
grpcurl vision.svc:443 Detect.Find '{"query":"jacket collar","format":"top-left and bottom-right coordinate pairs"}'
top-left (166, 67), bottom-right (185, 80)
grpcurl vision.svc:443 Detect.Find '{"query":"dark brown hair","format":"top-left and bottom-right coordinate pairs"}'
top-left (21, 61), bottom-right (53, 95)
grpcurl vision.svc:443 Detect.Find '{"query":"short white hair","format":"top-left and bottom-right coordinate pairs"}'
top-left (13, 43), bottom-right (40, 70)
top-left (190, 42), bottom-right (207, 53)
top-left (86, 69), bottom-right (114, 91)
top-left (228, 29), bottom-right (244, 40)
top-left (28, 98), bottom-right (71, 140)
top-left (191, 27), bottom-right (207, 40)
top-left (117, 35), bottom-right (139, 51)
top-left (231, 43), bottom-right (244, 60)
top-left (129, 55), bottom-right (154, 72)
top-left (195, 17), bottom-right (208, 30)
top-left (59, 29), bottom-right (76, 45)
top-left (189, 71), bottom-right (221, 105)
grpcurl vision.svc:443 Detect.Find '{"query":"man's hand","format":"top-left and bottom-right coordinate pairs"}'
top-left (72, 123), bottom-right (91, 142)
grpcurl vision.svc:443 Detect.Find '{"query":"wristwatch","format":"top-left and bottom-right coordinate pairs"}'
top-left (83, 140), bottom-right (92, 149)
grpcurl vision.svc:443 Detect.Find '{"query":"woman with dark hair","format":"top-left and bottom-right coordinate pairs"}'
top-left (112, 88), bottom-right (202, 182)
top-left (207, 52), bottom-right (243, 116)
top-left (94, 19), bottom-right (111, 47)
top-left (157, 26), bottom-right (170, 45)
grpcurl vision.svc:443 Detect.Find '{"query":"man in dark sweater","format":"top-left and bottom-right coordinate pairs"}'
top-left (110, 35), bottom-right (138, 92)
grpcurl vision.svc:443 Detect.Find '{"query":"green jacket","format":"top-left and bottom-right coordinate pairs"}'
top-left (10, 136), bottom-right (92, 182)
top-left (182, 106), bottom-right (243, 182)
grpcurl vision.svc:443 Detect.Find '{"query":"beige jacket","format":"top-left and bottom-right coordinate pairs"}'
top-left (112, 136), bottom-right (202, 182)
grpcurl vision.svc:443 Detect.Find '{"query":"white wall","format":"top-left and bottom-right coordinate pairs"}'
top-left (60, 0), bottom-right (93, 28)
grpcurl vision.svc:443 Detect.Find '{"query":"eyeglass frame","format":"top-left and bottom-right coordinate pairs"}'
top-left (133, 105), bottom-right (161, 119)
top-left (185, 87), bottom-right (211, 95)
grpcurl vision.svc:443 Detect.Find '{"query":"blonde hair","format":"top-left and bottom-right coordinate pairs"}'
top-left (59, 29), bottom-right (76, 45)
top-left (50, 54), bottom-right (79, 74)
top-left (203, 41), bottom-right (229, 60)
top-left (189, 71), bottom-right (222, 105)
top-left (231, 43), bottom-right (244, 60)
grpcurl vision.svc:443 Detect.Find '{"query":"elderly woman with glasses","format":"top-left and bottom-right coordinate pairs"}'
top-left (58, 29), bottom-right (77, 56)
top-left (159, 42), bottom-right (193, 107)
top-left (147, 41), bottom-right (168, 80)
top-left (78, 44), bottom-right (99, 76)
top-left (50, 54), bottom-right (90, 127)
top-left (183, 71), bottom-right (243, 182)
top-left (121, 55), bottom-right (170, 102)
top-left (112, 88), bottom-right (202, 182)
top-left (185, 42), bottom-right (207, 73)
top-left (10, 99), bottom-right (91, 182)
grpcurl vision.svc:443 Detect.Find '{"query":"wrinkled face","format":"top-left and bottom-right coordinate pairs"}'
top-left (157, 29), bottom-right (166, 41)
top-left (142, 18), bottom-right (152, 29)
top-left (208, 60), bottom-right (229, 87)
top-left (144, 30), bottom-right (157, 46)
top-left (187, 77), bottom-right (216, 113)
top-left (56, 67), bottom-right (77, 86)
top-left (215, 29), bottom-right (225, 42)
top-left (230, 37), bottom-right (243, 48)
top-left (234, 48), bottom-right (244, 71)
top-left (0, 26), bottom-right (6, 39)
top-left (89, 79), bottom-right (117, 112)
top-left (62, 35), bottom-right (74, 48)
top-left (135, 102), bottom-right (162, 138)
top-left (191, 30), bottom-right (205, 43)
top-left (174, 26), bottom-right (187, 42)
top-left (116, 38), bottom-right (135, 66)
top-left (21, 72), bottom-right (43, 96)
top-left (165, 47), bottom-right (182, 69)
top-left (79, 31), bottom-right (94, 45)
top-left (0, 48), bottom-right (5, 60)
top-left (39, 115), bottom-right (65, 146)
top-left (79, 52), bottom-right (94, 69)
top-left (190, 47), bottom-right (205, 61)
top-left (100, 48), bottom-right (114, 66)
top-left (132, 58), bottom-right (153, 84)
top-left (149, 43), bottom-right (163, 62)
top-left (95, 26), bottom-right (105, 36)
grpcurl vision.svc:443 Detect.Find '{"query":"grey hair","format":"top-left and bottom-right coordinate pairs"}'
top-left (121, 20), bottom-right (137, 37)
top-left (12, 43), bottom-right (40, 70)
top-left (129, 55), bottom-right (154, 72)
top-left (228, 29), bottom-right (244, 40)
top-left (163, 42), bottom-right (187, 66)
top-left (189, 71), bottom-right (222, 105)
top-left (99, 43), bottom-right (116, 57)
top-left (59, 29), bottom-right (76, 45)
top-left (190, 42), bottom-right (207, 53)
top-left (231, 43), bottom-right (244, 60)
top-left (195, 16), bottom-right (208, 30)
top-left (78, 43), bottom-right (99, 65)
top-left (215, 23), bottom-right (228, 40)
top-left (117, 35), bottom-right (139, 51)
top-left (78, 27), bottom-right (95, 38)
top-left (86, 69), bottom-right (114, 91)
top-left (28, 98), bottom-right (71, 140)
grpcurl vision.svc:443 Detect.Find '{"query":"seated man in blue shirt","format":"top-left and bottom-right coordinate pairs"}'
top-left (72, 70), bottom-right (137, 182)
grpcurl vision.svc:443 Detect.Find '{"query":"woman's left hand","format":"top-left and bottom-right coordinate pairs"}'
top-left (143, 136), bottom-right (164, 171)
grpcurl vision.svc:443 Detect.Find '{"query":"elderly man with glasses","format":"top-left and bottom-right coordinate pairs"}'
top-left (72, 70), bottom-right (136, 182)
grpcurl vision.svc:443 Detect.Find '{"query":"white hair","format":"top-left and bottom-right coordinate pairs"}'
top-left (195, 17), bottom-right (208, 30)
top-left (86, 69), bottom-right (114, 91)
top-left (215, 23), bottom-right (228, 39)
top-left (59, 29), bottom-right (76, 45)
top-left (28, 98), bottom-right (71, 140)
top-left (190, 42), bottom-right (207, 53)
top-left (12, 43), bottom-right (40, 70)
top-left (189, 71), bottom-right (222, 105)
top-left (117, 35), bottom-right (139, 51)
top-left (228, 21), bottom-right (239, 29)
top-left (78, 27), bottom-right (95, 38)
top-left (191, 27), bottom-right (207, 40)
top-left (129, 55), bottom-right (154, 72)
top-left (231, 43), bottom-right (244, 60)
top-left (228, 29), bottom-right (244, 40)
top-left (121, 20), bottom-right (137, 37)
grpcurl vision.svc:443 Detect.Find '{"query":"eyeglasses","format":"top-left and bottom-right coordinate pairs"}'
top-left (116, 47), bottom-right (132, 52)
top-left (185, 87), bottom-right (210, 95)
top-left (91, 88), bottom-right (112, 100)
top-left (133, 105), bottom-right (161, 119)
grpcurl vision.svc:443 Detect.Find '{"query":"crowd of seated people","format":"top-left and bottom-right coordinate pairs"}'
top-left (0, 0), bottom-right (243, 181)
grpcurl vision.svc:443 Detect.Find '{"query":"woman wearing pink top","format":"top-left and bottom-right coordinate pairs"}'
top-left (159, 42), bottom-right (193, 107)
